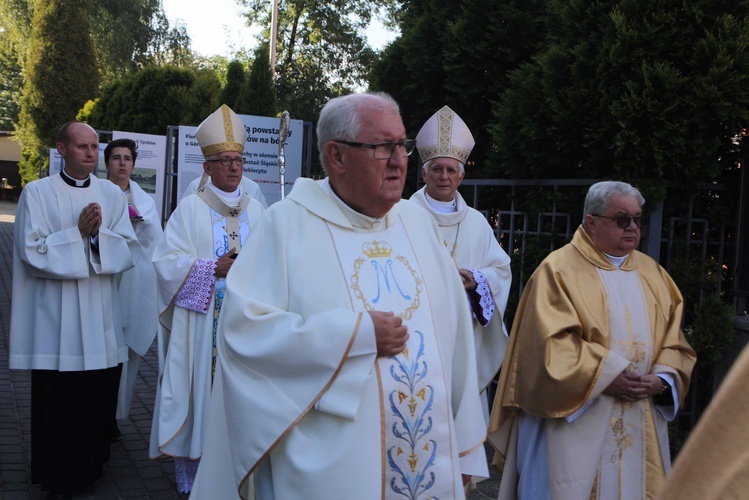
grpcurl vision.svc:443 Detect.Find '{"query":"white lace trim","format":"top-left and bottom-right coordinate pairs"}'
top-left (175, 258), bottom-right (215, 313)
top-left (470, 269), bottom-right (494, 325)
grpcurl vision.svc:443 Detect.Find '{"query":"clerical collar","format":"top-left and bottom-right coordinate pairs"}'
top-left (424, 192), bottom-right (457, 213)
top-left (208, 183), bottom-right (242, 206)
top-left (603, 252), bottom-right (628, 269)
top-left (323, 178), bottom-right (388, 231)
top-left (60, 168), bottom-right (91, 188)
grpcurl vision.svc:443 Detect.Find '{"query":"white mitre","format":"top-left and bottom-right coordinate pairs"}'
top-left (415, 105), bottom-right (475, 164)
top-left (195, 104), bottom-right (247, 157)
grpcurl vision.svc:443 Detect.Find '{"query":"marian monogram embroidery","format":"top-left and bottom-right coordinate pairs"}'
top-left (330, 225), bottom-right (454, 498)
top-left (350, 240), bottom-right (423, 319)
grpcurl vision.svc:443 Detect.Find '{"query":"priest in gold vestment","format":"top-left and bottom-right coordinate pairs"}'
top-left (488, 181), bottom-right (696, 500)
top-left (657, 342), bottom-right (749, 500)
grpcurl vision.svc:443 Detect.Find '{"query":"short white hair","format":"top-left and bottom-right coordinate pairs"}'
top-left (582, 181), bottom-right (645, 226)
top-left (317, 92), bottom-right (401, 173)
top-left (421, 158), bottom-right (465, 175)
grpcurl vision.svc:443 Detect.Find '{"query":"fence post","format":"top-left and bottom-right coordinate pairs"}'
top-left (643, 200), bottom-right (664, 262)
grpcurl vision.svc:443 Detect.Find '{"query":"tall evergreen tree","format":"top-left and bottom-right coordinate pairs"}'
top-left (235, 44), bottom-right (278, 117)
top-left (0, 0), bottom-right (193, 140)
top-left (368, 0), bottom-right (546, 192)
top-left (0, 29), bottom-right (22, 130)
top-left (443, 0), bottom-right (546, 170)
top-left (219, 60), bottom-right (247, 109)
top-left (490, 0), bottom-right (749, 196)
top-left (86, 66), bottom-right (221, 134)
top-left (18, 0), bottom-right (99, 184)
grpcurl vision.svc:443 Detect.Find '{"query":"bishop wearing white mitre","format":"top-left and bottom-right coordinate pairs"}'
top-left (149, 104), bottom-right (265, 494)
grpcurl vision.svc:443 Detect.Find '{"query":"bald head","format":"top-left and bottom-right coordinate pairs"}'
top-left (56, 122), bottom-right (99, 180)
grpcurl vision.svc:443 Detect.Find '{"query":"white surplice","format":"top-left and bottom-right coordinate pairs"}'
top-left (410, 187), bottom-right (511, 421)
top-left (10, 173), bottom-right (139, 371)
top-left (191, 177), bottom-right (488, 500)
top-left (115, 180), bottom-right (163, 419)
top-left (150, 188), bottom-right (264, 459)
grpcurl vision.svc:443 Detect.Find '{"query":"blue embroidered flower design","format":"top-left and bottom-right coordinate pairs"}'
top-left (386, 331), bottom-right (437, 499)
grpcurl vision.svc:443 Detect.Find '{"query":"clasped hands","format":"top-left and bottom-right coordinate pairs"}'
top-left (78, 202), bottom-right (102, 238)
top-left (603, 370), bottom-right (667, 402)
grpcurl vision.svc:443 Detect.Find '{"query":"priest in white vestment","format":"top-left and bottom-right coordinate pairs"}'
top-left (10, 121), bottom-right (139, 494)
top-left (149, 105), bottom-right (265, 494)
top-left (191, 92), bottom-right (488, 500)
top-left (103, 138), bottom-right (164, 426)
top-left (488, 181), bottom-right (696, 500)
top-left (409, 105), bottom-right (512, 426)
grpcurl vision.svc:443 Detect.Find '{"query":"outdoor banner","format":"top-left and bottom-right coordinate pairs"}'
top-left (112, 131), bottom-right (166, 220)
top-left (176, 114), bottom-right (304, 205)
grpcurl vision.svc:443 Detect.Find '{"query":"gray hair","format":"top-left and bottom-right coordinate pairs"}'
top-left (422, 158), bottom-right (465, 176)
top-left (317, 92), bottom-right (401, 172)
top-left (582, 181), bottom-right (645, 226)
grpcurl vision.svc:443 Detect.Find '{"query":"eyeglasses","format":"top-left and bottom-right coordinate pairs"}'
top-left (206, 157), bottom-right (245, 167)
top-left (335, 139), bottom-right (416, 159)
top-left (590, 214), bottom-right (643, 228)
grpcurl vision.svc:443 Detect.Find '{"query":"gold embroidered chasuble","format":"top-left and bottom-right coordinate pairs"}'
top-left (488, 226), bottom-right (696, 500)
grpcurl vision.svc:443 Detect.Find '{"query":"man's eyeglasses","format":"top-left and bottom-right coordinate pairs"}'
top-left (206, 157), bottom-right (245, 167)
top-left (335, 139), bottom-right (416, 159)
top-left (590, 214), bottom-right (643, 228)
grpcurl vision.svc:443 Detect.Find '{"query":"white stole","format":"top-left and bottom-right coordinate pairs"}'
top-left (596, 268), bottom-right (652, 499)
top-left (328, 219), bottom-right (457, 499)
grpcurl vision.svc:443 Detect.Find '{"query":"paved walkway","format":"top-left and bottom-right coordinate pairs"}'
top-left (0, 199), bottom-right (501, 499)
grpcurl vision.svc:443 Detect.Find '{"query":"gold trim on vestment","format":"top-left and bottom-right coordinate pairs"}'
top-left (201, 141), bottom-right (244, 157)
top-left (644, 400), bottom-right (666, 498)
top-left (376, 362), bottom-right (386, 500)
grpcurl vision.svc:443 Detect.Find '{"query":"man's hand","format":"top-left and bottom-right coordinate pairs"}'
top-left (214, 247), bottom-right (237, 278)
top-left (458, 268), bottom-right (477, 291)
top-left (603, 369), bottom-right (648, 402)
top-left (78, 202), bottom-right (102, 238)
top-left (637, 373), bottom-right (669, 398)
top-left (369, 311), bottom-right (409, 357)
